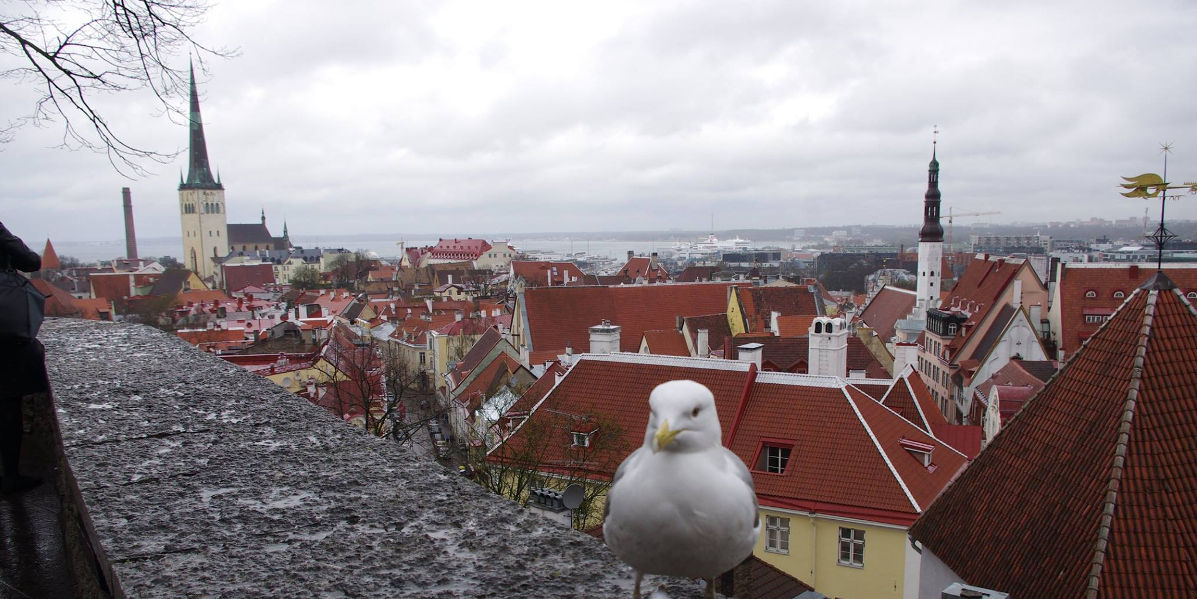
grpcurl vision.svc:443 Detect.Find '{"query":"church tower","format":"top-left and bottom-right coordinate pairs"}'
top-left (915, 141), bottom-right (944, 317)
top-left (179, 62), bottom-right (227, 282)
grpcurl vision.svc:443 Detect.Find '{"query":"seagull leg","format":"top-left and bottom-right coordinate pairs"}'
top-left (632, 570), bottom-right (642, 599)
top-left (704, 576), bottom-right (715, 599)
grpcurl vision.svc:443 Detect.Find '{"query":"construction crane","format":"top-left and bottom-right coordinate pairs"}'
top-left (945, 207), bottom-right (1001, 266)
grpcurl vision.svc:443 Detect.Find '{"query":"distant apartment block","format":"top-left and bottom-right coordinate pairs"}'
top-left (969, 233), bottom-right (1051, 254)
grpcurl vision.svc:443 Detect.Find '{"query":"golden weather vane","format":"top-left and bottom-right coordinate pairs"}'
top-left (1119, 143), bottom-right (1197, 271)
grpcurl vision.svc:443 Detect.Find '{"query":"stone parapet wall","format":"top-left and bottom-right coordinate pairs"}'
top-left (41, 319), bottom-right (699, 598)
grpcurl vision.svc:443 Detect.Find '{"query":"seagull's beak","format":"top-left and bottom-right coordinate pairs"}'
top-left (652, 419), bottom-right (683, 453)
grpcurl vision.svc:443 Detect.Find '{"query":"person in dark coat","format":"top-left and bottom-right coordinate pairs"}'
top-left (0, 220), bottom-right (47, 493)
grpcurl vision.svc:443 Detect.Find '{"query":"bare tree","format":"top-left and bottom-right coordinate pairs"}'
top-left (2, 0), bottom-right (232, 173)
top-left (479, 398), bottom-right (630, 531)
top-left (312, 325), bottom-right (387, 435)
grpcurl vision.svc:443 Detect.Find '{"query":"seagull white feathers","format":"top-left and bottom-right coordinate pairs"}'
top-left (603, 380), bottom-right (760, 599)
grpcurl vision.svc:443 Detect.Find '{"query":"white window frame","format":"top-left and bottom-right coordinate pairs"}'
top-left (571, 432), bottom-right (591, 447)
top-left (765, 515), bottom-right (790, 554)
top-left (764, 445), bottom-right (791, 474)
top-left (838, 527), bottom-right (865, 567)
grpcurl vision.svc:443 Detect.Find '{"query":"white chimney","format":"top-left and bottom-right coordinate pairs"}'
top-left (448, 274), bottom-right (454, 285)
top-left (808, 317), bottom-right (848, 378)
top-left (737, 343), bottom-right (763, 369)
top-left (770, 311), bottom-right (781, 336)
top-left (564, 341), bottom-right (574, 367)
top-left (892, 343), bottom-right (918, 380)
top-left (589, 319), bottom-right (621, 354)
top-left (455, 310), bottom-right (463, 322)
top-left (697, 328), bottom-right (710, 358)
top-left (1012, 279), bottom-right (1023, 309)
top-left (425, 298), bottom-right (434, 313)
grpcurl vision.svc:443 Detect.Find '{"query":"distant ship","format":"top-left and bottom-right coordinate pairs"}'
top-left (671, 234), bottom-right (753, 258)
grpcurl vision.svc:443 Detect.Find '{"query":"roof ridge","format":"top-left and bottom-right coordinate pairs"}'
top-left (1084, 287), bottom-right (1158, 599)
top-left (576, 352), bottom-right (752, 371)
top-left (842, 386), bottom-right (922, 513)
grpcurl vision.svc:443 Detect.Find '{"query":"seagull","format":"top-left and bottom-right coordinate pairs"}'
top-left (603, 380), bottom-right (760, 599)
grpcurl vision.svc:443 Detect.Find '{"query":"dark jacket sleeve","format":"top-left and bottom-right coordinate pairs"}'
top-left (0, 221), bottom-right (41, 272)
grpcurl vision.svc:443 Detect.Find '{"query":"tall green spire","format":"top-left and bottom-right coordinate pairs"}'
top-left (180, 60), bottom-right (222, 190)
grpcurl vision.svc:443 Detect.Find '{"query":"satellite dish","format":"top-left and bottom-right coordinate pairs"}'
top-left (561, 484), bottom-right (585, 510)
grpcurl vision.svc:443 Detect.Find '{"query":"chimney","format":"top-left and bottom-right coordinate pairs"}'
top-left (1012, 279), bottom-right (1022, 309)
top-left (808, 317), bottom-right (848, 378)
top-left (650, 252), bottom-right (659, 271)
top-left (425, 298), bottom-right (434, 313)
top-left (448, 274), bottom-right (454, 285)
top-left (770, 311), bottom-right (781, 336)
top-left (455, 310), bottom-right (463, 322)
top-left (892, 343), bottom-right (916, 380)
top-left (122, 187), bottom-right (138, 259)
top-left (588, 319), bottom-right (621, 354)
top-left (1128, 264), bottom-right (1139, 280)
top-left (627, 250), bottom-right (634, 261)
top-left (564, 341), bottom-right (573, 367)
top-left (737, 343), bottom-right (763, 369)
top-left (697, 328), bottom-right (710, 358)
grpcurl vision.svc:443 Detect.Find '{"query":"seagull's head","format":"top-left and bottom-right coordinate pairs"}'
top-left (646, 380), bottom-right (721, 453)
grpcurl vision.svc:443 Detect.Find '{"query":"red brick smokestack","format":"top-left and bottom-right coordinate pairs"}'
top-left (122, 187), bottom-right (138, 259)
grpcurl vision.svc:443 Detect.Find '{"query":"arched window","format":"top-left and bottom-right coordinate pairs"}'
top-left (1188, 292), bottom-right (1197, 299)
top-left (1084, 290), bottom-right (1097, 298)
top-left (1113, 291), bottom-right (1125, 299)
top-left (814, 321), bottom-right (823, 334)
top-left (827, 322), bottom-right (834, 333)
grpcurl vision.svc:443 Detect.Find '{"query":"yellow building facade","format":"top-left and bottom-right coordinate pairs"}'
top-left (753, 506), bottom-right (910, 599)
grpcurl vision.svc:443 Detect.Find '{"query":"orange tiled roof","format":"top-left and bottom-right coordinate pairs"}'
top-left (880, 366), bottom-right (949, 434)
top-left (734, 286), bottom-right (823, 333)
top-left (511, 261), bottom-right (589, 287)
top-left (910, 277), bottom-right (1197, 598)
top-left (521, 282), bottom-right (744, 353)
top-left (640, 329), bottom-right (690, 356)
top-left (857, 285), bottom-right (917, 342)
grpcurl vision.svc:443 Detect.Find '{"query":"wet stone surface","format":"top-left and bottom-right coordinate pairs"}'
top-left (42, 319), bottom-right (702, 598)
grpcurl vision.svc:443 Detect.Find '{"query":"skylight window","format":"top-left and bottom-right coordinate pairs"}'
top-left (754, 442), bottom-right (794, 474)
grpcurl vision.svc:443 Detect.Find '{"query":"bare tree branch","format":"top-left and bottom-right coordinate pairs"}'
top-left (1, 0), bottom-right (235, 175)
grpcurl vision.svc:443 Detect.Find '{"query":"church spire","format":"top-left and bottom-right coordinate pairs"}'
top-left (180, 60), bottom-right (222, 190)
top-left (919, 137), bottom-right (944, 243)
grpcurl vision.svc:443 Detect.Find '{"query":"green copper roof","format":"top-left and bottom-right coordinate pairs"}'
top-left (180, 61), bottom-right (222, 190)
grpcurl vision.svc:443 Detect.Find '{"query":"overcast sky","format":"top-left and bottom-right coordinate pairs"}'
top-left (3, 0), bottom-right (1196, 243)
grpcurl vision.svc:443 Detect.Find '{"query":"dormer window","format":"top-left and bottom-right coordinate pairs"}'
top-left (571, 431), bottom-right (593, 447)
top-left (947, 323), bottom-right (957, 336)
top-left (1113, 290), bottom-right (1125, 299)
top-left (1085, 290), bottom-right (1097, 299)
top-left (899, 437), bottom-right (936, 469)
top-left (753, 441), bottom-right (794, 474)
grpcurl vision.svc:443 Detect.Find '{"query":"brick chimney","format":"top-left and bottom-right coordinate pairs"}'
top-left (122, 187), bottom-right (138, 260)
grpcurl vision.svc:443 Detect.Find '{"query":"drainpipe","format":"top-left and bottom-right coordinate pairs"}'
top-left (810, 513), bottom-right (818, 589)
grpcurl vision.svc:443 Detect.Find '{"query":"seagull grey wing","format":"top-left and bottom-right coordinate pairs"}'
top-left (721, 447), bottom-right (756, 494)
top-left (605, 446), bottom-right (647, 520)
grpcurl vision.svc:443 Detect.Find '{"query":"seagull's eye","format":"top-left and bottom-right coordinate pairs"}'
top-left (691, 407), bottom-right (700, 418)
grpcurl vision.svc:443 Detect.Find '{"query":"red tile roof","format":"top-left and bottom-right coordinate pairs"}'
top-left (971, 358), bottom-right (1051, 425)
top-left (676, 266), bottom-right (717, 283)
top-left (616, 256), bottom-right (670, 283)
top-left (727, 335), bottom-right (886, 376)
top-left (447, 327), bottom-right (504, 386)
top-left (640, 329), bottom-right (690, 356)
top-left (880, 366), bottom-right (949, 434)
top-left (41, 238), bottom-right (61, 270)
top-left (938, 256), bottom-right (1030, 354)
top-left (910, 280), bottom-right (1197, 599)
top-left (682, 314), bottom-right (733, 356)
top-left (521, 282), bottom-right (744, 353)
top-left (857, 285), bottom-right (917, 342)
top-left (222, 263), bottom-right (276, 293)
top-left (494, 354), bottom-right (966, 525)
top-left (89, 272), bottom-right (132, 303)
top-left (773, 314), bottom-right (816, 337)
top-left (510, 261), bottom-right (589, 287)
top-left (733, 286), bottom-right (823, 333)
top-left (430, 238), bottom-right (492, 261)
top-left (1054, 263), bottom-right (1197, 357)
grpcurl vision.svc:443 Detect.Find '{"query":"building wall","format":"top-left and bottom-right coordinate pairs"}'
top-left (474, 243), bottom-right (517, 271)
top-left (753, 507), bottom-right (909, 599)
top-left (179, 188), bottom-right (228, 281)
top-left (915, 241), bottom-right (943, 316)
top-left (727, 293), bottom-right (748, 336)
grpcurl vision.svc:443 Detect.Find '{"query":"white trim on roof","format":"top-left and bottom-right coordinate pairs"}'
top-left (575, 352), bottom-right (753, 372)
top-left (754, 371), bottom-right (844, 388)
top-left (843, 387), bottom-right (922, 513)
top-left (881, 285), bottom-right (918, 296)
top-left (1062, 262), bottom-right (1197, 269)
